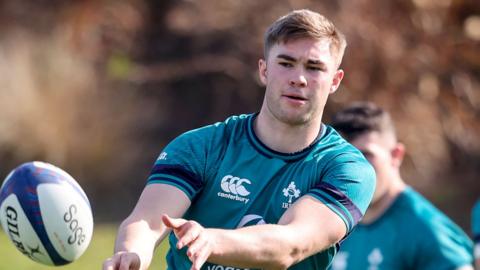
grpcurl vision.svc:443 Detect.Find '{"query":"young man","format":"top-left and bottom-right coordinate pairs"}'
top-left (472, 200), bottom-right (480, 269)
top-left (103, 10), bottom-right (376, 270)
top-left (329, 102), bottom-right (473, 270)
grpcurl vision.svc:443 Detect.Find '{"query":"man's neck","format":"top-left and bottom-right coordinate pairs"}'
top-left (254, 110), bottom-right (322, 153)
top-left (361, 178), bottom-right (406, 224)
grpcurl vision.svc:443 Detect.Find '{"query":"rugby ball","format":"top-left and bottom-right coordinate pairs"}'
top-left (0, 161), bottom-right (93, 266)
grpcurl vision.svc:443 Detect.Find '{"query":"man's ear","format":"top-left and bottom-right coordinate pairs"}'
top-left (258, 59), bottom-right (267, 85)
top-left (391, 142), bottom-right (405, 168)
top-left (330, 69), bottom-right (344, 94)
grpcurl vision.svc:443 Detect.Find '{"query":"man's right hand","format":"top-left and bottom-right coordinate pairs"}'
top-left (102, 184), bottom-right (191, 270)
top-left (103, 251), bottom-right (142, 270)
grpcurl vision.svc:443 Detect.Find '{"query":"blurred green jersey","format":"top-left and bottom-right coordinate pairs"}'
top-left (330, 187), bottom-right (473, 270)
top-left (471, 199), bottom-right (480, 260)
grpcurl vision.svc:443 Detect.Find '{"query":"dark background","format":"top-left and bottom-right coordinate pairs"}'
top-left (0, 0), bottom-right (478, 232)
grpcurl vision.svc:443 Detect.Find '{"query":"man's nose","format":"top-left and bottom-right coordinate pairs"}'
top-left (289, 71), bottom-right (307, 87)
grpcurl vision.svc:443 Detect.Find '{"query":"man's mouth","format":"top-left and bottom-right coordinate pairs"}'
top-left (283, 94), bottom-right (307, 101)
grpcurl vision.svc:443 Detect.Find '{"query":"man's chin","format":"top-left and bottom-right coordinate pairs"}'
top-left (278, 114), bottom-right (311, 126)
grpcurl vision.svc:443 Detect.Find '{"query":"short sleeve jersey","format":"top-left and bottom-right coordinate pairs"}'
top-left (330, 187), bottom-right (473, 270)
top-left (147, 114), bottom-right (376, 270)
top-left (471, 199), bottom-right (480, 260)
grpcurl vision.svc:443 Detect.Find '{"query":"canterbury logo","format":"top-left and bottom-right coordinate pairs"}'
top-left (220, 175), bottom-right (251, 197)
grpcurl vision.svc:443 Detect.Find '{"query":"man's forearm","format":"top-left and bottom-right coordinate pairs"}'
top-left (164, 197), bottom-right (346, 270)
top-left (206, 224), bottom-right (328, 269)
top-left (114, 218), bottom-right (165, 269)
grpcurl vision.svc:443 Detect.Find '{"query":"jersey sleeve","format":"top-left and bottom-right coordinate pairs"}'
top-left (472, 200), bottom-right (480, 259)
top-left (146, 130), bottom-right (207, 200)
top-left (307, 152), bottom-right (376, 233)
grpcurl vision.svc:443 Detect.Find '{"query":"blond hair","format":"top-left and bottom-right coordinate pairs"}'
top-left (264, 9), bottom-right (347, 68)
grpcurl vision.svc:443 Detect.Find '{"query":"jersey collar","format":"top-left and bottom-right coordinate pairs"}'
top-left (246, 113), bottom-right (326, 162)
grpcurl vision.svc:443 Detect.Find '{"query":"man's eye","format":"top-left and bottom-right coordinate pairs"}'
top-left (307, 66), bottom-right (323, 71)
top-left (279, 62), bottom-right (293, 67)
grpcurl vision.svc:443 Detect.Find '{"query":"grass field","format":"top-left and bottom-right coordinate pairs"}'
top-left (0, 224), bottom-right (168, 270)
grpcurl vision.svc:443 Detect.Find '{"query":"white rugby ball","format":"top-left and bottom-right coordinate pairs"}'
top-left (0, 161), bottom-right (93, 266)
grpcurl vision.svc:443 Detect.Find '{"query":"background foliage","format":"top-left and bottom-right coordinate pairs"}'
top-left (0, 0), bottom-right (479, 232)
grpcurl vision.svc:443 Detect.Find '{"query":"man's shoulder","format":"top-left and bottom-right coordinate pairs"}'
top-left (181, 113), bottom-right (252, 139)
top-left (312, 125), bottom-right (372, 175)
top-left (395, 188), bottom-right (446, 217)
top-left (393, 188), bottom-right (468, 237)
top-left (390, 188), bottom-right (444, 221)
top-left (314, 124), bottom-right (365, 158)
top-left (393, 188), bottom-right (474, 264)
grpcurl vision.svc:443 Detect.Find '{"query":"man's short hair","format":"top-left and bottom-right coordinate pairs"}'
top-left (330, 102), bottom-right (396, 141)
top-left (264, 9), bottom-right (347, 68)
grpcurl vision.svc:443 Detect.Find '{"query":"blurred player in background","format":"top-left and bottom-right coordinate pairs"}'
top-left (329, 101), bottom-right (473, 270)
top-left (103, 9), bottom-right (376, 270)
top-left (472, 199), bottom-right (480, 269)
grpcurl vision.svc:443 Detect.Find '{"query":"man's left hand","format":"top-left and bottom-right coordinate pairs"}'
top-left (162, 214), bottom-right (216, 270)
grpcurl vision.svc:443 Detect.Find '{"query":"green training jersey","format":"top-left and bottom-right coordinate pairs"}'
top-left (472, 199), bottom-right (480, 261)
top-left (330, 187), bottom-right (473, 270)
top-left (147, 114), bottom-right (376, 270)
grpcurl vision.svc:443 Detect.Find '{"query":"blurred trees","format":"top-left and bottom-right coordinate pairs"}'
top-left (0, 0), bottom-right (478, 228)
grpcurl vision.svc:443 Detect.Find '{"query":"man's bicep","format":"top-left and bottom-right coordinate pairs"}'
top-left (129, 184), bottom-right (191, 232)
top-left (310, 153), bottom-right (376, 233)
top-left (278, 195), bottom-right (347, 251)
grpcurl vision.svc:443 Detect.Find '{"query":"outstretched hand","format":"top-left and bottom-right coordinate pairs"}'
top-left (103, 251), bottom-right (141, 270)
top-left (162, 214), bottom-right (216, 270)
